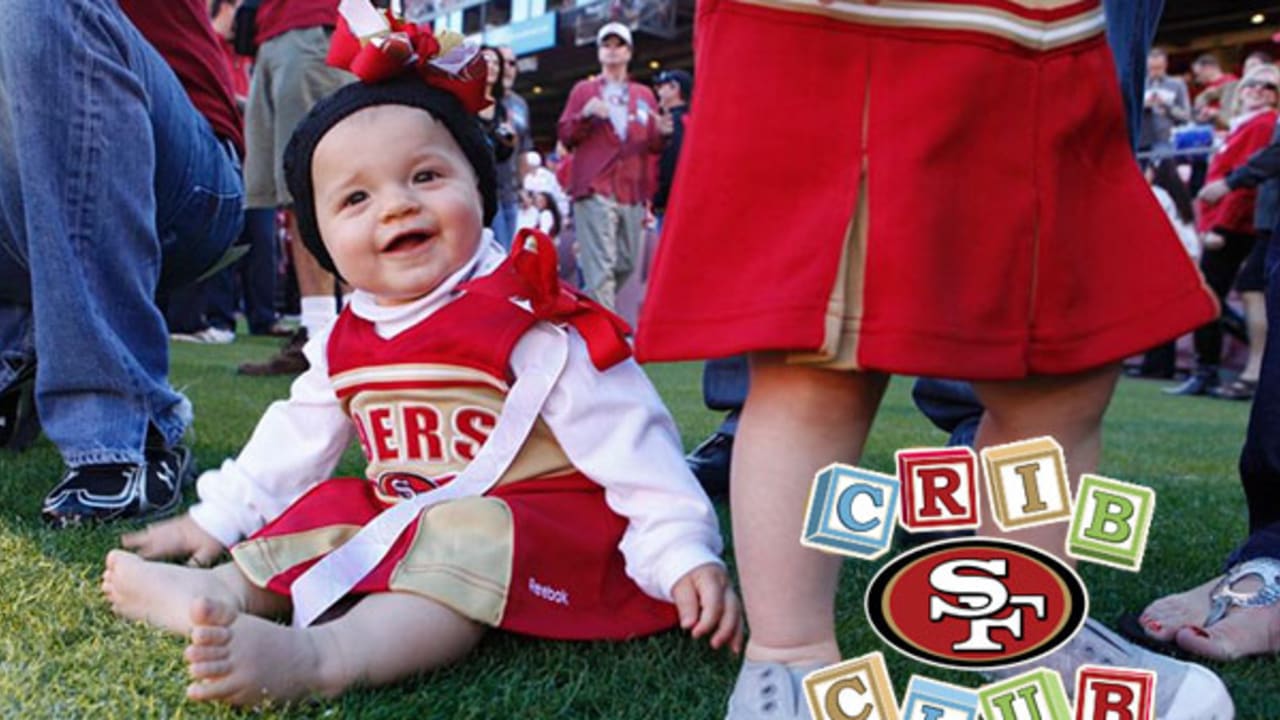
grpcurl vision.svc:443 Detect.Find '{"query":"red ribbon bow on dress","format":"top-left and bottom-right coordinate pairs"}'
top-left (466, 228), bottom-right (634, 371)
top-left (326, 0), bottom-right (490, 114)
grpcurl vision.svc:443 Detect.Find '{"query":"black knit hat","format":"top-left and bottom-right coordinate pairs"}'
top-left (283, 76), bottom-right (498, 276)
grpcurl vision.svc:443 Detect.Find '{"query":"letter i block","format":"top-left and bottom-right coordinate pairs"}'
top-left (896, 447), bottom-right (980, 532)
top-left (1074, 666), bottom-right (1156, 720)
top-left (979, 668), bottom-right (1072, 720)
top-left (801, 464), bottom-right (900, 560)
top-left (1067, 474), bottom-right (1156, 572)
top-left (981, 437), bottom-right (1072, 531)
top-left (900, 675), bottom-right (979, 720)
top-left (803, 651), bottom-right (901, 720)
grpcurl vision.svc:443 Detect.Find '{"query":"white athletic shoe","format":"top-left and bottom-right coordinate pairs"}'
top-left (990, 618), bottom-right (1234, 720)
top-left (725, 659), bottom-right (825, 720)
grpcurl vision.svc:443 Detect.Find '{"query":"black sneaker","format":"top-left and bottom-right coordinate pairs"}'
top-left (41, 445), bottom-right (194, 527)
top-left (0, 361), bottom-right (39, 452)
top-left (686, 431), bottom-right (732, 498)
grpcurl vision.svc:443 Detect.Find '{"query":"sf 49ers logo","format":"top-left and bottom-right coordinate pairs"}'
top-left (376, 471), bottom-right (445, 499)
top-left (865, 538), bottom-right (1087, 670)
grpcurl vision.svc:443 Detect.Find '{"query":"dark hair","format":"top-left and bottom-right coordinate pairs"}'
top-left (1151, 158), bottom-right (1194, 224)
top-left (538, 192), bottom-right (562, 238)
top-left (209, 0), bottom-right (233, 17)
top-left (481, 46), bottom-right (505, 104)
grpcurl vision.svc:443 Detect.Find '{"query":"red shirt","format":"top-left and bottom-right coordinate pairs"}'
top-left (1197, 109), bottom-right (1278, 234)
top-left (119, 0), bottom-right (244, 156)
top-left (218, 37), bottom-right (252, 106)
top-left (556, 76), bottom-right (665, 205)
top-left (256, 0), bottom-right (339, 46)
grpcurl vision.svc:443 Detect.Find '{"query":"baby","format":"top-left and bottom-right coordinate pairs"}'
top-left (101, 30), bottom-right (739, 708)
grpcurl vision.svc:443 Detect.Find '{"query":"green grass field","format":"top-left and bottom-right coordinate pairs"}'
top-left (0, 335), bottom-right (1274, 718)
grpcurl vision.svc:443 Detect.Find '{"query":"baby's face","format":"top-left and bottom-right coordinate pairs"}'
top-left (312, 105), bottom-right (484, 305)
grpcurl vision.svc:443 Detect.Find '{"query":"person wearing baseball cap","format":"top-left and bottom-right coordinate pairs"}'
top-left (557, 21), bottom-right (669, 313)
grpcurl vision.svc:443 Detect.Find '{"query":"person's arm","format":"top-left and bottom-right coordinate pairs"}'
top-left (557, 82), bottom-right (601, 150)
top-left (1169, 78), bottom-right (1192, 123)
top-left (510, 323), bottom-right (725, 602)
top-left (1226, 133), bottom-right (1280, 190)
top-left (187, 328), bottom-right (355, 546)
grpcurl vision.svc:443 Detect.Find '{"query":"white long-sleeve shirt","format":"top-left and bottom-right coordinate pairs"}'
top-left (190, 240), bottom-right (723, 601)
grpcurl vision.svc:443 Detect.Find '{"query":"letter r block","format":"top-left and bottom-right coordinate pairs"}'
top-left (801, 464), bottom-right (900, 560)
top-left (1067, 474), bottom-right (1156, 572)
top-left (803, 651), bottom-right (901, 720)
top-left (981, 437), bottom-right (1072, 532)
top-left (896, 447), bottom-right (980, 532)
top-left (1074, 666), bottom-right (1156, 720)
top-left (978, 668), bottom-right (1072, 720)
top-left (900, 675), bottom-right (979, 720)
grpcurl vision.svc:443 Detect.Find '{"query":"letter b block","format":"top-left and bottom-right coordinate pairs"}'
top-left (803, 651), bottom-right (901, 720)
top-left (896, 447), bottom-right (980, 532)
top-left (900, 675), bottom-right (979, 720)
top-left (979, 668), bottom-right (1072, 720)
top-left (1067, 475), bottom-right (1156, 572)
top-left (981, 437), bottom-right (1072, 531)
top-left (1074, 666), bottom-right (1156, 720)
top-left (802, 464), bottom-right (900, 560)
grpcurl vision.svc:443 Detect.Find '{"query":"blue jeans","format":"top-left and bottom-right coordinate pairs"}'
top-left (703, 355), bottom-right (749, 437)
top-left (490, 201), bottom-right (520, 251)
top-left (1103, 0), bottom-right (1164, 151)
top-left (0, 0), bottom-right (244, 467)
top-left (206, 207), bottom-right (279, 333)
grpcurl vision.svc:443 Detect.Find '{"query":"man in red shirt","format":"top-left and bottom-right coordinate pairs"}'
top-left (557, 23), bottom-right (669, 312)
top-left (0, 0), bottom-right (244, 525)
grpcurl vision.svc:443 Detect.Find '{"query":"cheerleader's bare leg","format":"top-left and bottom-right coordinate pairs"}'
top-left (732, 354), bottom-right (888, 665)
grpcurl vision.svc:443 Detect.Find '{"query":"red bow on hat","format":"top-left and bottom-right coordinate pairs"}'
top-left (326, 9), bottom-right (490, 114)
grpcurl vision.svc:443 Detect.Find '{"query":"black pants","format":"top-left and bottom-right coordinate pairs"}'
top-left (1193, 229), bottom-right (1256, 369)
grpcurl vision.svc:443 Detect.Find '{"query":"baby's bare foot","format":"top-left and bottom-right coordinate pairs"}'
top-left (101, 550), bottom-right (238, 635)
top-left (184, 597), bottom-right (345, 707)
top-left (1138, 575), bottom-right (1220, 642)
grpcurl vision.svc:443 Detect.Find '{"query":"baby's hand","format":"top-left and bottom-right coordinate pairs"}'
top-left (120, 513), bottom-right (224, 566)
top-left (671, 563), bottom-right (743, 653)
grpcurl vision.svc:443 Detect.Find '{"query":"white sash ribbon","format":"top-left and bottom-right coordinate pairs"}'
top-left (290, 325), bottom-right (570, 628)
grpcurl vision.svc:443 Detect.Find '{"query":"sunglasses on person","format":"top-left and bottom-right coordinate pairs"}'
top-left (1243, 79), bottom-right (1279, 92)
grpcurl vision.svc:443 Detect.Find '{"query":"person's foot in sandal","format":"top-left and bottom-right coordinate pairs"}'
top-left (1139, 576), bottom-right (1221, 643)
top-left (1140, 558), bottom-right (1280, 659)
top-left (1173, 558), bottom-right (1280, 660)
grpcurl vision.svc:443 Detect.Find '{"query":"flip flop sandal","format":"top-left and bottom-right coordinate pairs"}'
top-left (1200, 557), bottom-right (1280, 629)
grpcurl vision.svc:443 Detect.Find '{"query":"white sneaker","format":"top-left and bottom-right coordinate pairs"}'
top-left (989, 618), bottom-right (1234, 720)
top-left (725, 659), bottom-right (825, 719)
top-left (171, 327), bottom-right (234, 344)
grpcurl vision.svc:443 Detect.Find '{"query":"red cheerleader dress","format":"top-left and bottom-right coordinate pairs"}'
top-left (635, 0), bottom-right (1217, 380)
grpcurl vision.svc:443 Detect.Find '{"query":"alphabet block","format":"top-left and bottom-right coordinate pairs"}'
top-left (978, 668), bottom-right (1072, 720)
top-left (981, 437), bottom-right (1072, 531)
top-left (896, 447), bottom-right (980, 532)
top-left (899, 675), bottom-right (979, 720)
top-left (1067, 474), bottom-right (1156, 572)
top-left (1073, 666), bottom-right (1156, 720)
top-left (803, 651), bottom-right (901, 720)
top-left (802, 464), bottom-right (900, 560)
